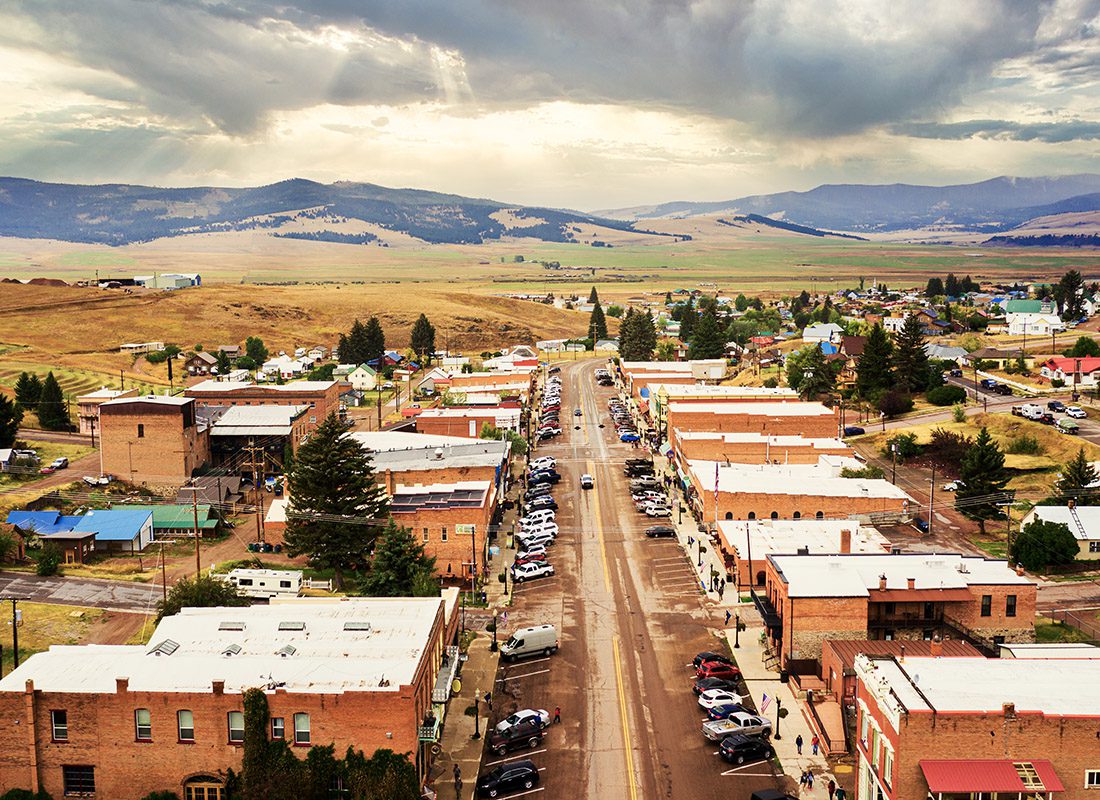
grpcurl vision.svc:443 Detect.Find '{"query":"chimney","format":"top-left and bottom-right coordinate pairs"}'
top-left (212, 680), bottom-right (225, 695)
top-left (384, 469), bottom-right (395, 495)
top-left (1015, 563), bottom-right (1026, 576)
top-left (1068, 499), bottom-right (1076, 510)
top-left (879, 574), bottom-right (888, 591)
top-left (907, 577), bottom-right (916, 590)
top-left (116, 677), bottom-right (129, 694)
top-left (899, 644), bottom-right (905, 662)
top-left (1003, 702), bottom-right (1016, 719)
top-left (930, 635), bottom-right (943, 658)
top-left (840, 528), bottom-right (852, 554)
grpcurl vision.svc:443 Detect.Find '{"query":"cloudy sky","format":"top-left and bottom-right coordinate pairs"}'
top-left (1, 0), bottom-right (1099, 209)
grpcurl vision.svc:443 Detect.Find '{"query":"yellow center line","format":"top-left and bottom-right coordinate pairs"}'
top-left (612, 636), bottom-right (640, 800)
top-left (586, 457), bottom-right (612, 594)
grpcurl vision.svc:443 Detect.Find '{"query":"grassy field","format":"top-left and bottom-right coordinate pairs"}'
top-left (0, 602), bottom-right (105, 673)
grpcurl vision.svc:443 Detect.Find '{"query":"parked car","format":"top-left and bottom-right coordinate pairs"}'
top-left (530, 456), bottom-right (556, 470)
top-left (1057, 419), bottom-right (1080, 434)
top-left (644, 504), bottom-right (672, 518)
top-left (1067, 406), bottom-right (1087, 418)
top-left (644, 525), bottom-right (676, 538)
top-left (692, 676), bottom-right (739, 695)
top-left (948, 368), bottom-right (963, 377)
top-left (580, 473), bottom-right (594, 489)
top-left (1039, 413), bottom-right (1056, 425)
top-left (515, 545), bottom-right (548, 562)
top-left (718, 734), bottom-right (774, 765)
top-left (843, 426), bottom-right (865, 437)
top-left (698, 688), bottom-right (744, 709)
top-left (941, 480), bottom-right (964, 492)
top-left (487, 718), bottom-right (546, 756)
top-left (50, 457), bottom-right (69, 470)
top-left (525, 497), bottom-right (558, 512)
top-left (520, 509), bottom-right (555, 525)
top-left (82, 474), bottom-right (113, 486)
top-left (476, 759), bottom-right (540, 797)
top-left (495, 709), bottom-right (550, 734)
top-left (515, 532), bottom-right (556, 550)
top-left (979, 378), bottom-right (999, 389)
top-left (511, 561), bottom-right (555, 583)
top-left (706, 703), bottom-right (751, 721)
top-left (500, 624), bottom-right (558, 661)
top-left (692, 651), bottom-right (734, 669)
top-left (702, 712), bottom-right (773, 741)
top-left (993, 384), bottom-right (1013, 396)
top-left (1048, 400), bottom-right (1067, 412)
top-left (38, 465), bottom-right (56, 474)
top-left (620, 432), bottom-right (641, 442)
top-left (696, 661), bottom-right (742, 681)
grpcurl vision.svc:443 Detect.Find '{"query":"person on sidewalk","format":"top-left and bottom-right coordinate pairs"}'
top-left (811, 734), bottom-right (820, 755)
top-left (553, 706), bottom-right (561, 724)
top-left (827, 779), bottom-right (836, 800)
top-left (835, 786), bottom-right (846, 800)
top-left (806, 771), bottom-right (815, 791)
top-left (453, 764), bottom-right (462, 798)
top-left (795, 734), bottom-right (803, 755)
top-left (485, 691), bottom-right (493, 711)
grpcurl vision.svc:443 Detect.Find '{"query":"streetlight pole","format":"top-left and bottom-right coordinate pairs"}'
top-left (773, 697), bottom-right (783, 740)
top-left (9, 598), bottom-right (24, 669)
top-left (472, 689), bottom-right (481, 740)
top-left (734, 613), bottom-right (740, 649)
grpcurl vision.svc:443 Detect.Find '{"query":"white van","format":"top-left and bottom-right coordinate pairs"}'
top-left (500, 624), bottom-right (559, 661)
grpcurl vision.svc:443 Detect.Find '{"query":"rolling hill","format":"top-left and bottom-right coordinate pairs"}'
top-left (0, 177), bottom-right (682, 247)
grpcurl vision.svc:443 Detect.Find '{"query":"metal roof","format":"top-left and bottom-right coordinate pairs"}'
top-left (920, 760), bottom-right (1064, 794)
top-left (72, 509), bottom-right (152, 541)
top-left (390, 481), bottom-right (491, 513)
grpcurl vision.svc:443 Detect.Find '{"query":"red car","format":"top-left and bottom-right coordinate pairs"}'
top-left (696, 661), bottom-right (742, 681)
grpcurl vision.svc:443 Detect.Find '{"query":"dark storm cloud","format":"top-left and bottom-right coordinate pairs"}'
top-left (0, 0), bottom-right (1094, 137)
top-left (894, 119), bottom-right (1100, 143)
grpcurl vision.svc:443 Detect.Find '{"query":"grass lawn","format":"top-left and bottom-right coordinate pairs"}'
top-left (0, 440), bottom-right (96, 489)
top-left (1034, 616), bottom-right (1094, 644)
top-left (0, 602), bottom-right (105, 673)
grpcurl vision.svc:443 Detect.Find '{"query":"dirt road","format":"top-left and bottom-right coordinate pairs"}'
top-left (490, 359), bottom-right (780, 799)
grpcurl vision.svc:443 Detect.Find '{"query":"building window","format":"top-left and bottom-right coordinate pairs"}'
top-left (423, 527), bottom-right (429, 543)
top-left (724, 512), bottom-right (733, 520)
top-left (860, 711), bottom-right (869, 746)
top-left (184, 776), bottom-right (224, 800)
top-left (1085, 770), bottom-right (1100, 788)
top-left (178, 710), bottom-right (195, 741)
top-left (137, 423), bottom-right (145, 438)
top-left (293, 713), bottom-right (311, 745)
top-left (227, 711), bottom-right (245, 743)
top-left (1006, 594), bottom-right (1017, 617)
top-left (770, 511), bottom-right (779, 520)
top-left (747, 512), bottom-right (756, 520)
top-left (1090, 542), bottom-right (1100, 553)
top-left (883, 749), bottom-right (894, 788)
top-left (62, 765), bottom-right (95, 795)
top-left (870, 728), bottom-right (880, 768)
top-left (923, 602), bottom-right (935, 620)
top-left (135, 709), bottom-right (152, 741)
top-left (981, 595), bottom-right (992, 617)
top-left (793, 512), bottom-right (801, 519)
top-left (815, 511), bottom-right (824, 519)
top-left (51, 710), bottom-right (68, 742)
top-left (884, 602), bottom-right (896, 615)
top-left (441, 527), bottom-right (448, 542)
top-left (923, 629), bottom-right (934, 641)
top-left (271, 717), bottom-right (285, 740)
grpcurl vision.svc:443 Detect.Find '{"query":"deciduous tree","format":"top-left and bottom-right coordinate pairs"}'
top-left (155, 573), bottom-right (248, 622)
top-left (1012, 519), bottom-right (1078, 571)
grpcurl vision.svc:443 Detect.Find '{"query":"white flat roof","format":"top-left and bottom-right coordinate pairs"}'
top-left (210, 405), bottom-right (309, 436)
top-left (717, 519), bottom-right (889, 558)
top-left (649, 384), bottom-right (798, 398)
top-left (416, 408), bottom-right (520, 419)
top-left (78, 388), bottom-right (129, 400)
top-left (861, 656), bottom-right (1100, 716)
top-left (188, 380), bottom-right (337, 393)
top-left (101, 394), bottom-right (192, 407)
top-left (689, 459), bottom-right (902, 499)
top-left (999, 643), bottom-right (1100, 659)
top-left (677, 431), bottom-right (849, 448)
top-left (670, 401), bottom-right (835, 416)
top-left (350, 431), bottom-right (473, 451)
top-left (0, 599), bottom-right (443, 695)
top-left (769, 552), bottom-right (1033, 597)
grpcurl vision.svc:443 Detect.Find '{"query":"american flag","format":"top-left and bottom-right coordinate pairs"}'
top-left (713, 461), bottom-right (720, 507)
top-left (760, 693), bottom-right (772, 713)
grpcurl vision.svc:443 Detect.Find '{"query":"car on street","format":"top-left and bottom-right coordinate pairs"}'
top-left (515, 545), bottom-right (547, 562)
top-left (495, 709), bottom-right (550, 733)
top-left (644, 504), bottom-right (672, 518)
top-left (698, 688), bottom-right (744, 709)
top-left (1067, 406), bottom-right (1087, 418)
top-left (692, 651), bottom-right (734, 668)
top-left (843, 426), bottom-right (865, 437)
top-left (696, 661), bottom-right (742, 681)
top-left (624, 465), bottom-right (655, 477)
top-left (520, 509), bottom-right (555, 524)
top-left (50, 457), bottom-right (69, 470)
top-left (530, 456), bottom-right (556, 470)
top-left (1048, 400), bottom-right (1067, 412)
top-left (1039, 413), bottom-right (1056, 424)
top-left (620, 432), bottom-right (641, 442)
top-left (574, 408), bottom-right (582, 416)
top-left (515, 532), bottom-right (556, 551)
top-left (476, 759), bottom-right (540, 797)
top-left (511, 561), bottom-right (555, 582)
top-left (948, 368), bottom-right (963, 377)
top-left (644, 525), bottom-right (676, 538)
top-left (580, 473), bottom-right (594, 489)
top-left (702, 712), bottom-right (772, 741)
top-left (630, 476), bottom-right (660, 489)
top-left (941, 480), bottom-right (964, 491)
top-left (525, 497), bottom-right (558, 512)
top-left (706, 703), bottom-right (750, 721)
top-left (38, 465), bottom-right (56, 474)
top-left (718, 734), bottom-right (774, 765)
top-left (692, 676), bottom-right (739, 695)
top-left (487, 718), bottom-right (546, 756)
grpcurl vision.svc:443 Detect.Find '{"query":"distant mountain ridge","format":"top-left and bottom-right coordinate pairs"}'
top-left (0, 177), bottom-right (677, 246)
top-left (599, 175), bottom-right (1100, 233)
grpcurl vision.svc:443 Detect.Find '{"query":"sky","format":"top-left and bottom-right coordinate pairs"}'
top-left (0, 0), bottom-right (1099, 210)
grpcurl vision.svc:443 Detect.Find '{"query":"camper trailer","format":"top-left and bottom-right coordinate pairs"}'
top-left (221, 568), bottom-right (302, 599)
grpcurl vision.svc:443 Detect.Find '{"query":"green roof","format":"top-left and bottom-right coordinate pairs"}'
top-left (127, 505), bottom-right (218, 530)
top-left (1005, 299), bottom-right (1042, 313)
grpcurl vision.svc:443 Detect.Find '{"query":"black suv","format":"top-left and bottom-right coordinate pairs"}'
top-left (477, 759), bottom-right (540, 797)
top-left (487, 718), bottom-right (546, 756)
top-left (719, 734), bottom-right (774, 765)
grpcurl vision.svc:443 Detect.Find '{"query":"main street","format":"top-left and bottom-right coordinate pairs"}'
top-left (493, 359), bottom-right (780, 799)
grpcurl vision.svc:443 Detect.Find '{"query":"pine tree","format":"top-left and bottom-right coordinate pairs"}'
top-left (856, 324), bottom-right (894, 397)
top-left (679, 297), bottom-right (697, 343)
top-left (283, 413), bottom-right (390, 589)
top-left (244, 336), bottom-right (268, 364)
top-left (345, 319), bottom-right (369, 364)
top-left (14, 372), bottom-right (41, 409)
top-left (215, 349), bottom-right (232, 375)
top-left (36, 372), bottom-right (69, 431)
top-left (618, 308), bottom-right (654, 361)
top-left (0, 393), bottom-right (22, 448)
top-left (638, 310), bottom-right (657, 360)
top-left (956, 427), bottom-right (1009, 535)
top-left (664, 291), bottom-right (672, 304)
top-left (618, 308), bottom-right (638, 359)
top-left (944, 273), bottom-right (960, 297)
top-left (688, 309), bottom-right (726, 359)
top-left (588, 286), bottom-right (599, 303)
top-left (891, 314), bottom-right (929, 393)
top-left (1056, 269), bottom-right (1085, 320)
top-left (410, 314), bottom-right (436, 364)
top-left (1055, 447), bottom-right (1098, 505)
top-left (364, 316), bottom-right (386, 362)
top-left (925, 277), bottom-right (944, 298)
top-left (734, 294), bottom-right (749, 312)
top-left (358, 518), bottom-right (438, 596)
top-left (588, 300), bottom-right (608, 343)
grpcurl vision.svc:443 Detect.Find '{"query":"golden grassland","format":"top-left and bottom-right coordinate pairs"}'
top-left (0, 602), bottom-right (104, 672)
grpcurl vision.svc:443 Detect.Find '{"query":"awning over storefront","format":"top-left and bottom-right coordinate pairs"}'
top-left (920, 760), bottom-right (1065, 794)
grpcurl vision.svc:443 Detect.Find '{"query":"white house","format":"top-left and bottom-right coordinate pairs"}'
top-left (1021, 504), bottom-right (1100, 560)
top-left (882, 317), bottom-right (907, 333)
top-left (1006, 312), bottom-right (1065, 336)
top-left (306, 346), bottom-right (327, 363)
top-left (346, 364), bottom-right (378, 391)
top-left (262, 355), bottom-right (309, 379)
top-left (802, 323), bottom-right (843, 344)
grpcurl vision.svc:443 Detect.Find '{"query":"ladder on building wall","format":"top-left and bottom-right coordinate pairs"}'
top-left (1068, 504), bottom-right (1089, 540)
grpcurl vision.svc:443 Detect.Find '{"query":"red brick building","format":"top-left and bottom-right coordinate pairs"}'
top-left (854, 654), bottom-right (1100, 800)
top-left (672, 429), bottom-right (852, 465)
top-left (389, 480), bottom-right (495, 581)
top-left (761, 553), bottom-right (1036, 672)
top-left (819, 638), bottom-right (981, 704)
top-left (413, 407), bottom-right (521, 438)
top-left (99, 396), bottom-right (211, 487)
top-left (668, 401), bottom-right (840, 438)
top-left (185, 380), bottom-right (345, 430)
top-left (0, 598), bottom-right (461, 798)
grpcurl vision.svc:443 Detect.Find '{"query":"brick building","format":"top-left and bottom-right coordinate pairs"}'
top-left (853, 655), bottom-right (1100, 800)
top-left (761, 553), bottom-right (1036, 671)
top-left (388, 480), bottom-right (495, 582)
top-left (819, 638), bottom-right (981, 704)
top-left (667, 401), bottom-right (840, 438)
top-left (672, 430), bottom-right (852, 465)
top-left (184, 380), bottom-right (345, 430)
top-left (75, 387), bottom-right (139, 436)
top-left (99, 396), bottom-right (212, 487)
top-left (413, 407), bottom-right (521, 438)
top-left (0, 597), bottom-right (461, 798)
top-left (647, 384), bottom-right (798, 433)
top-left (361, 437), bottom-right (510, 499)
top-left (686, 459), bottom-right (912, 522)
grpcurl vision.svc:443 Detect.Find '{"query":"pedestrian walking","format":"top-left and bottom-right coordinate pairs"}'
top-left (453, 764), bottom-right (462, 798)
top-left (718, 579), bottom-right (725, 599)
top-left (724, 609), bottom-right (732, 625)
top-left (799, 771), bottom-right (808, 790)
top-left (485, 691), bottom-right (492, 711)
top-left (553, 706), bottom-right (561, 724)
top-left (811, 734), bottom-right (820, 755)
top-left (795, 734), bottom-right (803, 755)
top-left (807, 771), bottom-right (815, 790)
top-left (835, 787), bottom-right (846, 800)
top-left (828, 780), bottom-right (837, 800)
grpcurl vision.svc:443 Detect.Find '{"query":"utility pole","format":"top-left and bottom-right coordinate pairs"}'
top-left (928, 465), bottom-right (936, 537)
top-left (190, 486), bottom-right (201, 575)
top-left (376, 388), bottom-right (382, 430)
top-left (891, 444), bottom-right (897, 484)
top-left (9, 598), bottom-right (24, 669)
top-left (159, 540), bottom-right (168, 603)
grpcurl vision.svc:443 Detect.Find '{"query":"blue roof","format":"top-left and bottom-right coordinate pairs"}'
top-left (72, 509), bottom-right (152, 541)
top-left (5, 511), bottom-right (83, 535)
top-left (820, 343), bottom-right (838, 355)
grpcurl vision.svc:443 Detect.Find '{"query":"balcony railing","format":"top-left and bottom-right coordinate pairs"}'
top-left (432, 645), bottom-right (460, 703)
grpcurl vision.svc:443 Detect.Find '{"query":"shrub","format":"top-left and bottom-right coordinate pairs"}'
top-left (840, 465), bottom-right (886, 479)
top-left (927, 385), bottom-right (966, 406)
top-left (141, 793), bottom-right (181, 800)
top-left (884, 432), bottom-right (921, 460)
top-left (762, 377), bottom-right (779, 388)
top-left (1, 791), bottom-right (53, 800)
top-left (876, 390), bottom-right (914, 418)
top-left (952, 403), bottom-right (967, 423)
top-left (1006, 434), bottom-right (1043, 455)
top-left (926, 427), bottom-right (973, 465)
top-left (1051, 378), bottom-right (1065, 388)
top-left (36, 542), bottom-right (61, 577)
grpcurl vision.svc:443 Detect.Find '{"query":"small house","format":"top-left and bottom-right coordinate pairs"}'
top-left (184, 351), bottom-right (218, 375)
top-left (347, 365), bottom-right (379, 392)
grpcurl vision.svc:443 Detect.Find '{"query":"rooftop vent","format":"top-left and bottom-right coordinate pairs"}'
top-left (278, 621), bottom-right (306, 631)
top-left (222, 644), bottom-right (242, 657)
top-left (276, 645), bottom-right (297, 657)
top-left (150, 639), bottom-right (180, 657)
top-left (219, 622), bottom-right (246, 631)
top-left (343, 621), bottom-right (372, 632)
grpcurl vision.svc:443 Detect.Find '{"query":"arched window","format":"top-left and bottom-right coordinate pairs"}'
top-left (747, 512), bottom-right (756, 520)
top-left (770, 511), bottom-right (779, 520)
top-left (724, 512), bottom-right (733, 520)
top-left (815, 511), bottom-right (824, 520)
top-left (184, 776), bottom-right (224, 800)
top-left (792, 511), bottom-right (801, 520)
top-left (756, 570), bottom-right (766, 586)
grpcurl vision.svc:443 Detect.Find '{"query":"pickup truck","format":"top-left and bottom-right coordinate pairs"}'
top-left (702, 711), bottom-right (773, 741)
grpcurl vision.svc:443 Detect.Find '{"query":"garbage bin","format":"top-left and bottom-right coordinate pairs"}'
top-left (779, 670), bottom-right (789, 684)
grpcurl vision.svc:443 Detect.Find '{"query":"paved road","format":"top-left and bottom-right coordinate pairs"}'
top-left (490, 359), bottom-right (779, 800)
top-left (0, 571), bottom-right (159, 613)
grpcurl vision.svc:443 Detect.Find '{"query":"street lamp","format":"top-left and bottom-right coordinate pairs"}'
top-left (490, 608), bottom-right (499, 653)
top-left (773, 697), bottom-right (783, 740)
top-left (472, 688), bottom-right (481, 740)
top-left (734, 613), bottom-right (741, 649)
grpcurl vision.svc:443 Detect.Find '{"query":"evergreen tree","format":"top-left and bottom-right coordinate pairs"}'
top-left (956, 427), bottom-right (1009, 534)
top-left (891, 314), bottom-right (929, 393)
top-left (1055, 447), bottom-right (1098, 505)
top-left (36, 372), bottom-right (69, 431)
top-left (961, 275), bottom-right (979, 293)
top-left (363, 316), bottom-right (386, 363)
top-left (341, 319), bottom-right (369, 364)
top-left (588, 299), bottom-right (608, 343)
top-left (588, 286), bottom-right (599, 303)
top-left (14, 372), bottom-right (41, 409)
top-left (688, 309), bottom-right (726, 359)
top-left (857, 324), bottom-right (894, 397)
top-left (664, 291), bottom-right (672, 304)
top-left (358, 518), bottom-right (438, 597)
top-left (925, 277), bottom-right (944, 298)
top-left (215, 349), bottom-right (232, 375)
top-left (1055, 269), bottom-right (1085, 320)
top-left (734, 294), bottom-right (749, 312)
top-left (638, 310), bottom-right (657, 360)
top-left (0, 393), bottom-right (22, 448)
top-left (1063, 336), bottom-right (1100, 358)
top-left (284, 414), bottom-right (390, 589)
top-left (1011, 519), bottom-right (1078, 572)
top-left (679, 297), bottom-right (698, 343)
top-left (410, 314), bottom-right (436, 364)
top-left (944, 273), bottom-right (960, 297)
top-left (245, 336), bottom-right (268, 364)
top-left (617, 307), bottom-right (637, 359)
top-left (787, 344), bottom-right (835, 399)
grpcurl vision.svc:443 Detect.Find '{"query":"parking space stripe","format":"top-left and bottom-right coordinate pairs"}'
top-left (483, 748), bottom-right (548, 767)
top-left (496, 669), bottom-right (550, 683)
